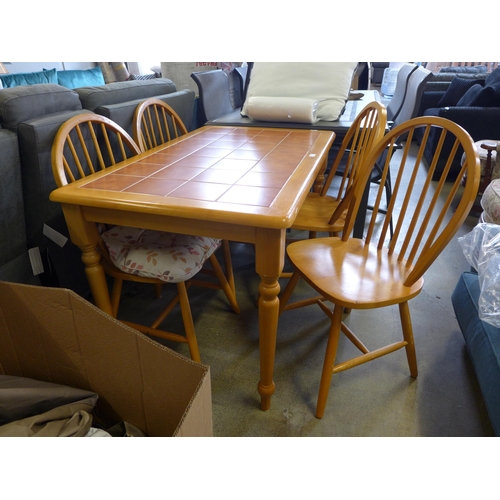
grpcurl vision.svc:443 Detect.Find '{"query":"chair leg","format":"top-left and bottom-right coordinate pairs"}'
top-left (208, 253), bottom-right (240, 314)
top-left (177, 282), bottom-right (201, 363)
top-left (316, 303), bottom-right (344, 418)
top-left (221, 240), bottom-right (236, 296)
top-left (278, 270), bottom-right (301, 316)
top-left (154, 283), bottom-right (163, 299)
top-left (399, 301), bottom-right (418, 378)
top-left (111, 278), bottom-right (123, 318)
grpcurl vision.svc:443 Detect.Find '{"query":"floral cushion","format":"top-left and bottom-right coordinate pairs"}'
top-left (102, 226), bottom-right (221, 283)
top-left (481, 180), bottom-right (500, 224)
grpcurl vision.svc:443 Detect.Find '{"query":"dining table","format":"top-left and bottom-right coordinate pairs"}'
top-left (50, 124), bottom-right (335, 411)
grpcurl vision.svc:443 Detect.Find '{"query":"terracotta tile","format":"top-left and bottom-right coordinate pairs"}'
top-left (170, 181), bottom-right (230, 201)
top-left (225, 149), bottom-right (268, 161)
top-left (124, 178), bottom-right (186, 196)
top-left (144, 152), bottom-right (187, 164)
top-left (209, 158), bottom-right (257, 172)
top-left (116, 162), bottom-right (168, 176)
top-left (251, 160), bottom-right (297, 174)
top-left (218, 185), bottom-right (280, 207)
top-left (209, 138), bottom-right (247, 149)
top-left (194, 169), bottom-right (246, 184)
top-left (237, 171), bottom-right (290, 188)
top-left (83, 174), bottom-right (142, 191)
top-left (167, 156), bottom-right (221, 169)
top-left (152, 165), bottom-right (207, 180)
top-left (189, 147), bottom-right (233, 158)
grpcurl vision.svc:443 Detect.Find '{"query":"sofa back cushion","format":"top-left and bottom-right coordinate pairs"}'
top-left (56, 66), bottom-right (105, 89)
top-left (437, 77), bottom-right (485, 107)
top-left (241, 62), bottom-right (358, 121)
top-left (0, 84), bottom-right (82, 131)
top-left (485, 67), bottom-right (500, 87)
top-left (75, 78), bottom-right (177, 111)
top-left (0, 68), bottom-right (58, 88)
top-left (457, 82), bottom-right (500, 107)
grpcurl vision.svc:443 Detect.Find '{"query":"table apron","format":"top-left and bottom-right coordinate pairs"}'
top-left (80, 204), bottom-right (284, 243)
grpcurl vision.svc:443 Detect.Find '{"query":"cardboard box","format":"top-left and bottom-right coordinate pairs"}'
top-left (0, 281), bottom-right (213, 437)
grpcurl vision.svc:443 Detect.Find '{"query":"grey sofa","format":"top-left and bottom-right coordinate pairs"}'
top-left (0, 78), bottom-right (195, 296)
top-left (0, 127), bottom-right (40, 285)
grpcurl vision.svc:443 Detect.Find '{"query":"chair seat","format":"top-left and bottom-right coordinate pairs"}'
top-left (287, 237), bottom-right (424, 307)
top-left (102, 226), bottom-right (221, 283)
top-left (291, 193), bottom-right (347, 233)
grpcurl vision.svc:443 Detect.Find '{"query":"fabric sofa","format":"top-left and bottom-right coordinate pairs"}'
top-left (0, 127), bottom-right (40, 286)
top-left (416, 67), bottom-right (500, 180)
top-left (452, 271), bottom-right (500, 435)
top-left (0, 77), bottom-right (195, 296)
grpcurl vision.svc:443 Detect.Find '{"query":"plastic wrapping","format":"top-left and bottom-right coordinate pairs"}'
top-left (458, 223), bottom-right (500, 326)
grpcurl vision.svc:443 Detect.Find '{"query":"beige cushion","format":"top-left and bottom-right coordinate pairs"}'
top-left (242, 62), bottom-right (358, 121)
top-left (102, 226), bottom-right (221, 283)
top-left (245, 96), bottom-right (319, 124)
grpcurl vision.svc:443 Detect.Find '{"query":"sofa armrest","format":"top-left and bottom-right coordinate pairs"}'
top-left (417, 91), bottom-right (445, 116)
top-left (95, 89), bottom-right (196, 135)
top-left (75, 79), bottom-right (177, 111)
top-left (425, 106), bottom-right (500, 141)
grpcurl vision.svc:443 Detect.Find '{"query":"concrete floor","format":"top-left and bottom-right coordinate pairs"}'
top-left (116, 142), bottom-right (495, 437)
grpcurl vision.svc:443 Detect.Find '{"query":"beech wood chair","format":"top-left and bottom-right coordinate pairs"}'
top-left (290, 101), bottom-right (387, 239)
top-left (133, 97), bottom-right (188, 151)
top-left (133, 97), bottom-right (238, 309)
top-left (279, 115), bottom-right (480, 418)
top-left (51, 113), bottom-right (240, 362)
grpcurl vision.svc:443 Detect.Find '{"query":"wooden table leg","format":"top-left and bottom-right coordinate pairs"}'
top-left (62, 204), bottom-right (113, 316)
top-left (255, 227), bottom-right (286, 411)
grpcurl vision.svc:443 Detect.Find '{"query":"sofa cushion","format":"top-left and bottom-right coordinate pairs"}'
top-left (437, 77), bottom-right (485, 107)
top-left (457, 82), bottom-right (500, 107)
top-left (0, 84), bottom-right (82, 130)
top-left (451, 271), bottom-right (500, 436)
top-left (75, 78), bottom-right (177, 111)
top-left (439, 65), bottom-right (488, 74)
top-left (485, 67), bottom-right (500, 86)
top-left (56, 66), bottom-right (105, 89)
top-left (0, 68), bottom-right (57, 88)
top-left (242, 62), bottom-right (358, 121)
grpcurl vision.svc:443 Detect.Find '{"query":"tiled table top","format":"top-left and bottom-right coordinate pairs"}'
top-left (53, 126), bottom-right (334, 229)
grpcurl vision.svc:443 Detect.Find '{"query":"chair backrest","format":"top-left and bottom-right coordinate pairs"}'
top-left (386, 63), bottom-right (417, 122)
top-left (392, 66), bottom-right (433, 127)
top-left (320, 101), bottom-right (387, 211)
top-left (190, 70), bottom-right (234, 123)
top-left (342, 115), bottom-right (480, 286)
top-left (133, 97), bottom-right (188, 152)
top-left (51, 113), bottom-right (141, 187)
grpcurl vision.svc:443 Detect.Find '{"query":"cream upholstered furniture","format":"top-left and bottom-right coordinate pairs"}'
top-left (290, 101), bottom-right (387, 239)
top-left (51, 113), bottom-right (240, 362)
top-left (279, 115), bottom-right (480, 418)
top-left (461, 140), bottom-right (500, 217)
top-left (481, 179), bottom-right (500, 223)
top-left (241, 62), bottom-right (358, 123)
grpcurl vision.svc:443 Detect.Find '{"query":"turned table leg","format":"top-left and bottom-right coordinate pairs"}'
top-left (255, 228), bottom-right (286, 411)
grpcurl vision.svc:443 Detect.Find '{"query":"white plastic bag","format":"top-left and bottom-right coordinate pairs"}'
top-left (458, 223), bottom-right (500, 326)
